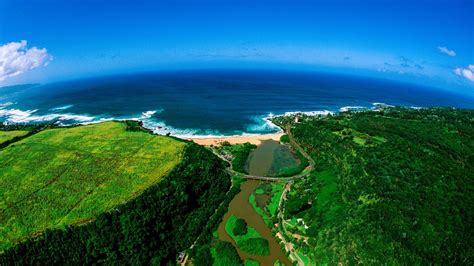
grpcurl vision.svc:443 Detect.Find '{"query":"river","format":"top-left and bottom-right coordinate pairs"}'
top-left (217, 140), bottom-right (291, 265)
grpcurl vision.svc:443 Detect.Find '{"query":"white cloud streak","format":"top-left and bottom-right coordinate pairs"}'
top-left (454, 65), bottom-right (474, 82)
top-left (438, 46), bottom-right (456, 57)
top-left (0, 40), bottom-right (52, 82)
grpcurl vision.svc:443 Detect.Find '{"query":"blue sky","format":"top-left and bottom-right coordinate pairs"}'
top-left (0, 0), bottom-right (473, 92)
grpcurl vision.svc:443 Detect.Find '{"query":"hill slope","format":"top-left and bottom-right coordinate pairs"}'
top-left (273, 108), bottom-right (474, 264)
top-left (0, 121), bottom-right (185, 251)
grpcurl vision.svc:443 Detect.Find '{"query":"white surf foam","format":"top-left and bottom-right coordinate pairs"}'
top-left (0, 108), bottom-right (95, 124)
top-left (141, 118), bottom-right (223, 138)
top-left (339, 106), bottom-right (367, 112)
top-left (276, 110), bottom-right (334, 117)
top-left (0, 102), bottom-right (15, 108)
top-left (372, 102), bottom-right (394, 108)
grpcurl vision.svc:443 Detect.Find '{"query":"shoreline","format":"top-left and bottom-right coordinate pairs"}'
top-left (187, 132), bottom-right (284, 146)
top-left (1, 103), bottom-right (399, 141)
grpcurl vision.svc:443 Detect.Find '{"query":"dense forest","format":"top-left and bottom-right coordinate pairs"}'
top-left (0, 142), bottom-right (231, 265)
top-left (273, 108), bottom-right (474, 264)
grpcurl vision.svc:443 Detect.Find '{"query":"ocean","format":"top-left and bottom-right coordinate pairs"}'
top-left (1, 70), bottom-right (473, 137)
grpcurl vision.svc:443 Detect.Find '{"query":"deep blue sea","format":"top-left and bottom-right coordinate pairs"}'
top-left (1, 70), bottom-right (473, 136)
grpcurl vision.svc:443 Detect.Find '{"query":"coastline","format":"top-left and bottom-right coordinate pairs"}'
top-left (1, 103), bottom-right (400, 140)
top-left (187, 132), bottom-right (284, 146)
top-left (184, 103), bottom-right (391, 146)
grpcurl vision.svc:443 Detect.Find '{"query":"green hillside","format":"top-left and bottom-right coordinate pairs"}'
top-left (0, 121), bottom-right (185, 251)
top-left (272, 108), bottom-right (474, 264)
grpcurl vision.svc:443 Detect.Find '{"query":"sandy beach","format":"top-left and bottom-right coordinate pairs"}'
top-left (187, 132), bottom-right (284, 146)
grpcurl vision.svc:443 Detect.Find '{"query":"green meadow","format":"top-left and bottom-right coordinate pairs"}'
top-left (0, 121), bottom-right (185, 251)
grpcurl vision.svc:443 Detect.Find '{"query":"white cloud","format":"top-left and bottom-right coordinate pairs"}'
top-left (0, 40), bottom-right (52, 82)
top-left (461, 69), bottom-right (474, 82)
top-left (438, 46), bottom-right (456, 57)
top-left (454, 65), bottom-right (474, 82)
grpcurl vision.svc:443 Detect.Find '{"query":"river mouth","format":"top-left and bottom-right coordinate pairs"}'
top-left (246, 140), bottom-right (280, 176)
top-left (246, 139), bottom-right (302, 177)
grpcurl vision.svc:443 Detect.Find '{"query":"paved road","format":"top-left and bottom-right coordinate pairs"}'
top-left (285, 124), bottom-right (315, 167)
top-left (278, 124), bottom-right (314, 265)
top-left (276, 182), bottom-right (305, 265)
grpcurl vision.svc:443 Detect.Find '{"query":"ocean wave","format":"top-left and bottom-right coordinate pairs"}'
top-left (0, 108), bottom-right (95, 124)
top-left (339, 106), bottom-right (367, 112)
top-left (0, 106), bottom-right (206, 138)
top-left (50, 105), bottom-right (73, 111)
top-left (372, 102), bottom-right (394, 108)
top-left (141, 119), bottom-right (222, 138)
top-left (245, 114), bottom-right (282, 133)
top-left (139, 109), bottom-right (163, 119)
top-left (275, 110), bottom-right (334, 117)
top-left (0, 102), bottom-right (15, 108)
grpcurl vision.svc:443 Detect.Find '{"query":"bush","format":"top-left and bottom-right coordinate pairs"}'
top-left (215, 241), bottom-right (242, 266)
top-left (239, 238), bottom-right (270, 256)
top-left (280, 134), bottom-right (290, 143)
top-left (193, 245), bottom-right (214, 266)
top-left (232, 218), bottom-right (248, 236)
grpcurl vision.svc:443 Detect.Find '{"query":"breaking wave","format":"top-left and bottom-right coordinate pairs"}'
top-left (0, 107), bottom-right (95, 124)
top-left (245, 114), bottom-right (282, 133)
top-left (50, 105), bottom-right (73, 111)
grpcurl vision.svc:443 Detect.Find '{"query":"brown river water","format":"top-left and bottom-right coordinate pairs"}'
top-left (217, 140), bottom-right (291, 265)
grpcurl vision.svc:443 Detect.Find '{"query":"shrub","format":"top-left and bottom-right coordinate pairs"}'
top-left (232, 218), bottom-right (248, 236)
top-left (238, 238), bottom-right (270, 256)
top-left (280, 134), bottom-right (290, 143)
top-left (215, 241), bottom-right (242, 266)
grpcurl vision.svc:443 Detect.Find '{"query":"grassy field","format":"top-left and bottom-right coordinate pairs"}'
top-left (225, 214), bottom-right (270, 256)
top-left (0, 121), bottom-right (185, 251)
top-left (0, 130), bottom-right (29, 144)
